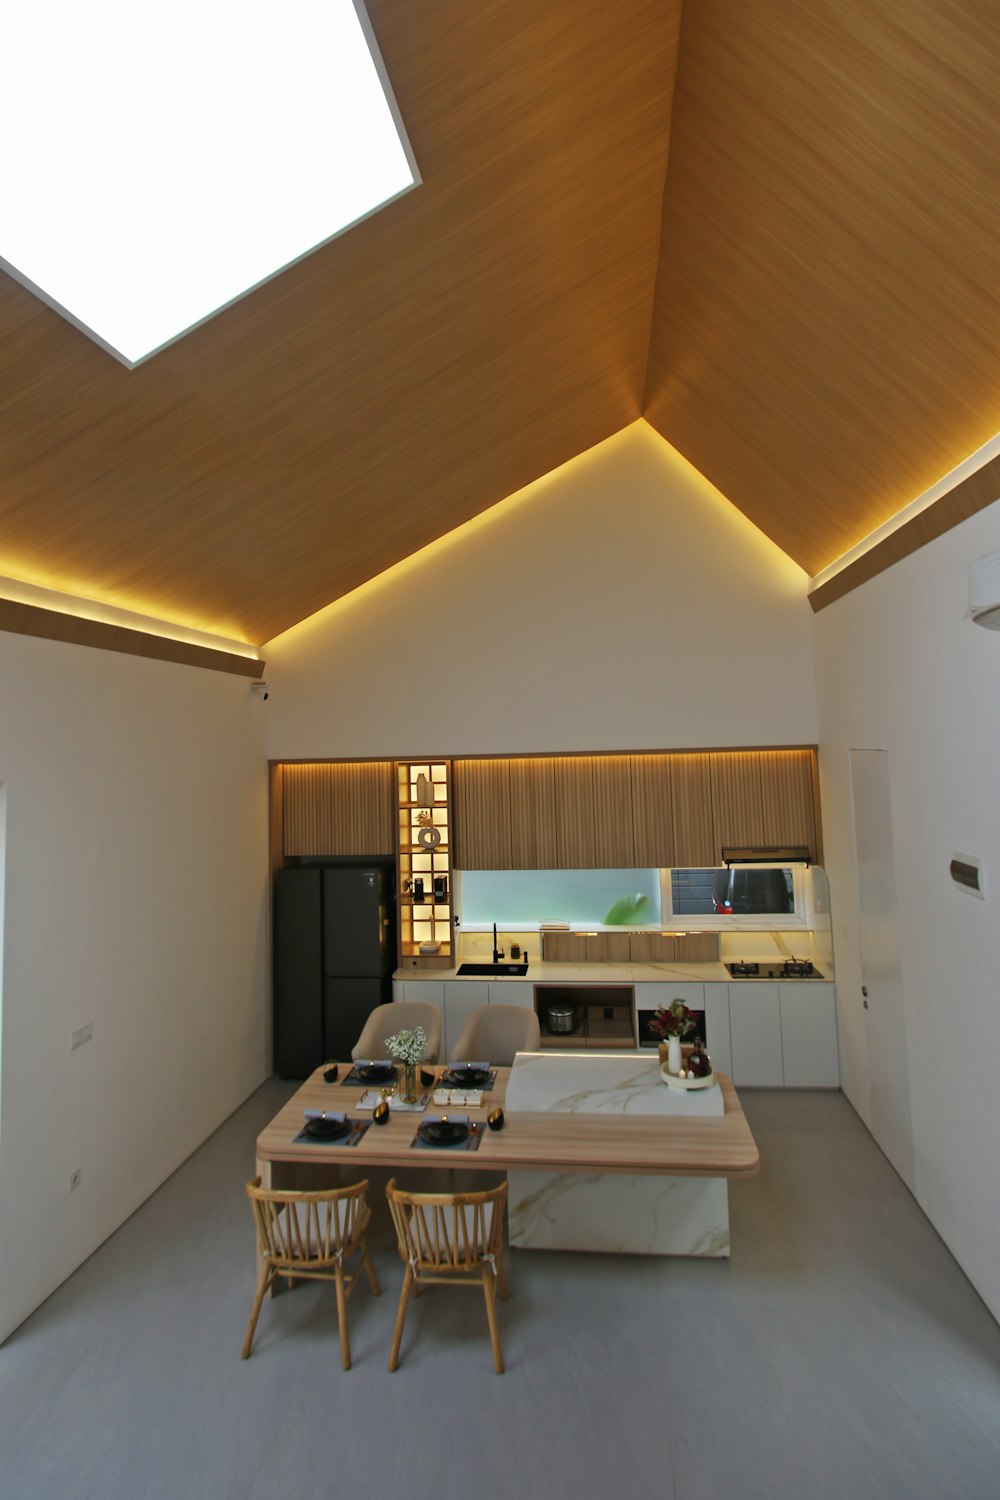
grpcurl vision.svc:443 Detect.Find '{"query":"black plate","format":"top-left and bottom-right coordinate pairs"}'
top-left (421, 1120), bottom-right (469, 1145)
top-left (443, 1067), bottom-right (488, 1086)
top-left (356, 1063), bottom-right (395, 1082)
top-left (305, 1117), bottom-right (351, 1140)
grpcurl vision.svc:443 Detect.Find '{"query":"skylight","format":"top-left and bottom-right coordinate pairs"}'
top-left (0, 0), bottom-right (418, 367)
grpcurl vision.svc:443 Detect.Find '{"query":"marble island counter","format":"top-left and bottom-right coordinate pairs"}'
top-left (504, 1050), bottom-right (737, 1257)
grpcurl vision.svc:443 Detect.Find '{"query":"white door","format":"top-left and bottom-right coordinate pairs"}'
top-left (849, 748), bottom-right (913, 1186)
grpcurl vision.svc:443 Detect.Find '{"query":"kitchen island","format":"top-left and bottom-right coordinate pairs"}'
top-left (255, 1054), bottom-right (758, 1259)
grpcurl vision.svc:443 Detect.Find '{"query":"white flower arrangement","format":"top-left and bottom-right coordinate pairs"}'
top-left (383, 1025), bottom-right (428, 1065)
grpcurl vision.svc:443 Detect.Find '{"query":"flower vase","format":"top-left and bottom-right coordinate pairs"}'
top-left (401, 1061), bottom-right (418, 1104)
top-left (666, 1034), bottom-right (682, 1075)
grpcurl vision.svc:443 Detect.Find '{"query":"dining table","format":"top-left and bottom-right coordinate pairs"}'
top-left (255, 1052), bottom-right (760, 1257)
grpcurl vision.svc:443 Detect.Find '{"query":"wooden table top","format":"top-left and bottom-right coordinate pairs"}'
top-left (256, 1064), bottom-right (760, 1179)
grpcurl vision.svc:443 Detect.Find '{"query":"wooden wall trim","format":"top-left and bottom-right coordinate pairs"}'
top-left (809, 452), bottom-right (1000, 612)
top-left (0, 597), bottom-right (264, 677)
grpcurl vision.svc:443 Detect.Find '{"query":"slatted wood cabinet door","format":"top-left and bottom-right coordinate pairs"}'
top-left (451, 759), bottom-right (514, 869)
top-left (281, 762), bottom-right (396, 856)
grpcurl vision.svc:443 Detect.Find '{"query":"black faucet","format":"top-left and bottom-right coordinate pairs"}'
top-left (493, 923), bottom-right (504, 965)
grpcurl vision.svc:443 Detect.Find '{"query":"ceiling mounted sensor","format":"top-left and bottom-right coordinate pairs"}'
top-left (968, 551), bottom-right (1000, 629)
top-left (0, 0), bottom-right (419, 367)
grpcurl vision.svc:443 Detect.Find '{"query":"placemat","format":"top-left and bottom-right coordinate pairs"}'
top-left (293, 1120), bottom-right (372, 1147)
top-left (436, 1068), bottom-right (498, 1093)
top-left (410, 1122), bottom-right (487, 1153)
top-left (341, 1065), bottom-right (399, 1087)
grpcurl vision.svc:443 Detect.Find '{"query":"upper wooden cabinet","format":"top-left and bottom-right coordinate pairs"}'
top-left (281, 761), bottom-right (395, 856)
top-left (669, 754), bottom-right (716, 867)
top-left (452, 759), bottom-right (514, 869)
top-left (508, 758), bottom-right (559, 869)
top-left (280, 748), bottom-right (821, 871)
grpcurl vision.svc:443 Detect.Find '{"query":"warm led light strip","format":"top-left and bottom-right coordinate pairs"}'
top-left (809, 431), bottom-right (1000, 593)
top-left (0, 576), bottom-right (260, 660)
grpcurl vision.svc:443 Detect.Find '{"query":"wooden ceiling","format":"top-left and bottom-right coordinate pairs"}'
top-left (2, 0), bottom-right (999, 653)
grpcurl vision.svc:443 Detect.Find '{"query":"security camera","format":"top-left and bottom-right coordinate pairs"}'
top-left (250, 682), bottom-right (270, 702)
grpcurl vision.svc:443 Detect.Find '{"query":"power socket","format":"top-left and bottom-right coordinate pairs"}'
top-left (69, 1168), bottom-right (82, 1192)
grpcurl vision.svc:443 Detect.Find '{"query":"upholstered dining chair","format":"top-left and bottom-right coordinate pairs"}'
top-left (351, 1001), bottom-right (442, 1062)
top-left (384, 1178), bottom-right (509, 1373)
top-left (242, 1177), bottom-right (380, 1369)
top-left (448, 1004), bottom-right (541, 1066)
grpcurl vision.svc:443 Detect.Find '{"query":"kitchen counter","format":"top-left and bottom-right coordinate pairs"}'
top-left (395, 958), bottom-right (832, 983)
top-left (395, 959), bottom-right (737, 983)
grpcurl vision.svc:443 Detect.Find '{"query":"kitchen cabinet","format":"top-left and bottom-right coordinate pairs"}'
top-left (728, 983), bottom-right (785, 1086)
top-left (669, 755), bottom-right (716, 866)
top-left (593, 756), bottom-right (636, 866)
top-left (760, 751), bottom-right (819, 858)
top-left (392, 978), bottom-right (446, 1049)
top-left (727, 982), bottom-right (839, 1087)
top-left (710, 752), bottom-right (765, 856)
top-left (630, 754), bottom-right (674, 867)
top-left (281, 761), bottom-right (395, 856)
top-left (488, 981), bottom-right (535, 1009)
top-left (552, 756), bottom-right (597, 867)
top-left (451, 759), bottom-right (513, 869)
top-left (535, 984), bottom-right (637, 1048)
top-left (508, 758), bottom-right (558, 867)
top-left (779, 982), bottom-right (840, 1086)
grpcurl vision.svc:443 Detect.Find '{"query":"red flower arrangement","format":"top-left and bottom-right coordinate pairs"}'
top-left (648, 998), bottom-right (697, 1040)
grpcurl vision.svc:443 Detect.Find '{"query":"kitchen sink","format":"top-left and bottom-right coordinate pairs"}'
top-left (457, 961), bottom-right (530, 977)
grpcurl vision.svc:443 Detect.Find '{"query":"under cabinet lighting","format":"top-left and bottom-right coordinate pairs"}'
top-left (0, 0), bottom-right (418, 366)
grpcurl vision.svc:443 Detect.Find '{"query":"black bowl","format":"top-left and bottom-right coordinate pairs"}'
top-left (323, 1064), bottom-right (339, 1083)
top-left (421, 1120), bottom-right (468, 1145)
top-left (356, 1063), bottom-right (395, 1082)
top-left (305, 1117), bottom-right (351, 1141)
top-left (445, 1067), bottom-right (488, 1086)
top-left (420, 1068), bottom-right (437, 1087)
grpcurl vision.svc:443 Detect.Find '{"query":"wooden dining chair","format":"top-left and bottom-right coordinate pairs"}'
top-left (242, 1176), bottom-right (380, 1369)
top-left (384, 1177), bottom-right (509, 1373)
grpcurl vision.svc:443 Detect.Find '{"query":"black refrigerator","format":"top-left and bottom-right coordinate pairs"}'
top-left (274, 865), bottom-right (395, 1078)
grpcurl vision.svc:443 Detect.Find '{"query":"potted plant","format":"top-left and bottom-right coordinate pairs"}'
top-left (384, 1024), bottom-right (429, 1103)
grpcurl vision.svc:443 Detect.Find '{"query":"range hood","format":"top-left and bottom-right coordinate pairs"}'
top-left (721, 846), bottom-right (811, 866)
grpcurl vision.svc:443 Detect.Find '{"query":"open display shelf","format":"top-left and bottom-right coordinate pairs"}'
top-left (534, 984), bottom-right (637, 1049)
top-left (396, 760), bottom-right (454, 969)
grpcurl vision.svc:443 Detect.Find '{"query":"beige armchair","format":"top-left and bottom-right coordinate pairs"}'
top-left (449, 1004), bottom-right (540, 1066)
top-left (351, 1001), bottom-right (442, 1062)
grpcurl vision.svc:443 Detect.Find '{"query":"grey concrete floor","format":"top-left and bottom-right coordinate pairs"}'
top-left (1, 1081), bottom-right (998, 1500)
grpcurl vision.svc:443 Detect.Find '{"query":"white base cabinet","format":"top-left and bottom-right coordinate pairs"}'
top-left (726, 982), bottom-right (839, 1087)
top-left (394, 976), bottom-right (839, 1086)
top-left (778, 982), bottom-right (840, 1087)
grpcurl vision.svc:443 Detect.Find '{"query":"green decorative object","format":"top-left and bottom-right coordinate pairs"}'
top-left (603, 892), bottom-right (650, 925)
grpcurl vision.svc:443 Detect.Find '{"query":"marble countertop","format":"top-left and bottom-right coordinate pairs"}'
top-left (504, 1051), bottom-right (725, 1117)
top-left (394, 959), bottom-right (833, 983)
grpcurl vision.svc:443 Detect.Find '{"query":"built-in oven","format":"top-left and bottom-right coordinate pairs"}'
top-left (636, 1007), bottom-right (707, 1050)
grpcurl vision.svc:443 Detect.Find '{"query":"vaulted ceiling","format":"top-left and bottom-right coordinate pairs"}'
top-left (2, 0), bottom-right (999, 658)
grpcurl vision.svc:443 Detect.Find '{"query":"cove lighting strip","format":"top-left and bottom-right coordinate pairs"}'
top-left (0, 575), bottom-right (260, 660)
top-left (809, 430), bottom-right (1000, 593)
top-left (0, 0), bottom-right (418, 366)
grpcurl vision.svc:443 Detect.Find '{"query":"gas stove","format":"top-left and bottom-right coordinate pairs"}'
top-left (726, 960), bottom-right (824, 980)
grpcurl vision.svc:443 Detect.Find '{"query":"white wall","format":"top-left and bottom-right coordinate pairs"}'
top-left (264, 422), bottom-right (818, 758)
top-left (813, 503), bottom-right (1000, 1322)
top-left (0, 633), bottom-right (270, 1342)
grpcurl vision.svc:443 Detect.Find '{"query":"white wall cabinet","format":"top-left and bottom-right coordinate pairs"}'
top-left (488, 981), bottom-right (535, 1009)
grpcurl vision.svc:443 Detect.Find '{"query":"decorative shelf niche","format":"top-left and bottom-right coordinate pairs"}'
top-left (396, 760), bottom-right (454, 969)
